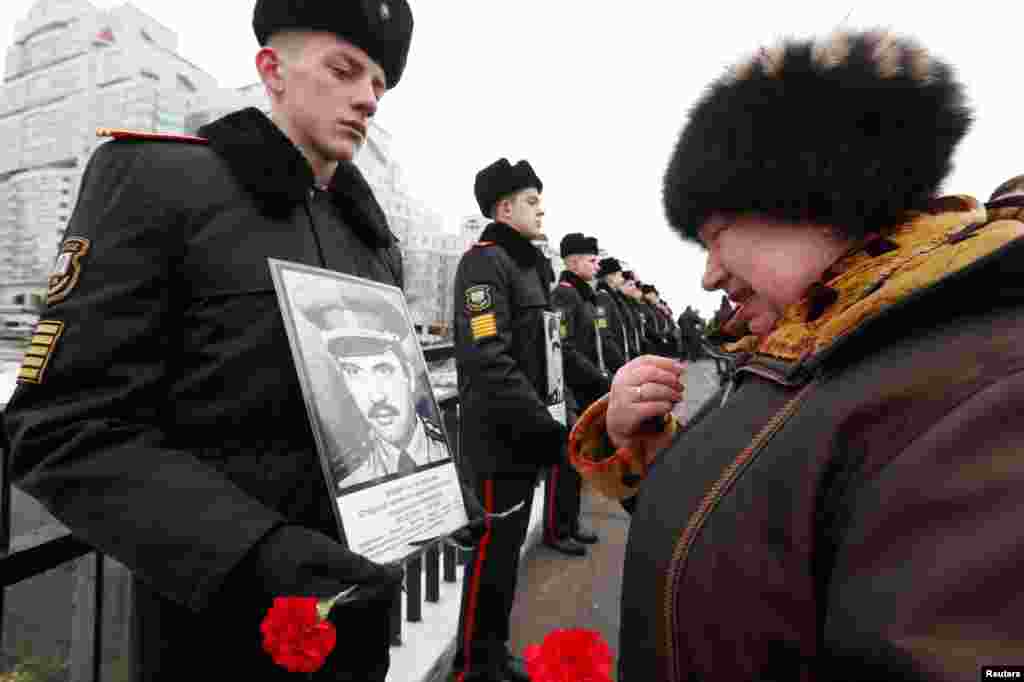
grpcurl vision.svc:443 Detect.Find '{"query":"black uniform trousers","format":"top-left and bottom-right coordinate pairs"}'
top-left (455, 472), bottom-right (538, 677)
top-left (543, 446), bottom-right (582, 541)
top-left (543, 410), bottom-right (583, 541)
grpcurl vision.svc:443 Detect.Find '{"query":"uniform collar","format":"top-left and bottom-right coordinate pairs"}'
top-left (479, 221), bottom-right (546, 269)
top-left (198, 108), bottom-right (395, 248)
top-left (560, 270), bottom-right (596, 303)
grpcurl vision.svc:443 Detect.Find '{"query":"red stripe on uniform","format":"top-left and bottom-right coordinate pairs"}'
top-left (459, 479), bottom-right (495, 679)
top-left (546, 465), bottom-right (560, 540)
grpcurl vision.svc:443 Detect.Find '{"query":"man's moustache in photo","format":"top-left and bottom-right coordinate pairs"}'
top-left (368, 402), bottom-right (400, 420)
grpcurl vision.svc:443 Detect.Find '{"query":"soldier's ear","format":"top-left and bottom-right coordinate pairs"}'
top-left (256, 47), bottom-right (286, 95)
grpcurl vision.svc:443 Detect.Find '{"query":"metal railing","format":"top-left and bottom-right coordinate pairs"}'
top-left (0, 342), bottom-right (462, 680)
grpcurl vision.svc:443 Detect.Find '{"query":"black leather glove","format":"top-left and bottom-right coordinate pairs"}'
top-left (226, 524), bottom-right (404, 605)
top-left (450, 482), bottom-right (487, 548)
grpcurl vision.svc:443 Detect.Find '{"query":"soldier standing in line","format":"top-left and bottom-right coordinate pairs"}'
top-left (594, 257), bottom-right (631, 373)
top-left (3, 2), bottom-right (419, 679)
top-left (640, 283), bottom-right (672, 356)
top-left (452, 158), bottom-right (566, 682)
top-left (542, 233), bottom-right (609, 556)
top-left (618, 270), bottom-right (644, 359)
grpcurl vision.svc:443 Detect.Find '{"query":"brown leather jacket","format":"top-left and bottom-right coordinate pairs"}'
top-left (574, 196), bottom-right (1024, 681)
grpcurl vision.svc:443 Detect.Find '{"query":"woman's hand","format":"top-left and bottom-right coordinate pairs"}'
top-left (607, 355), bottom-right (686, 454)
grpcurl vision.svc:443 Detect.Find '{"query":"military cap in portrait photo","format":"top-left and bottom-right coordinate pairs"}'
top-left (474, 158), bottom-right (543, 216)
top-left (253, 0), bottom-right (414, 88)
top-left (560, 233), bottom-right (599, 258)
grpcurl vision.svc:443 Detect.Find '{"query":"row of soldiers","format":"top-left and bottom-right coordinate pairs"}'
top-left (548, 234), bottom-right (685, 375)
top-left (451, 158), bottom-right (702, 681)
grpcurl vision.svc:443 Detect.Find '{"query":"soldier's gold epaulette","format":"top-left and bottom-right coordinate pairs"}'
top-left (96, 128), bottom-right (209, 144)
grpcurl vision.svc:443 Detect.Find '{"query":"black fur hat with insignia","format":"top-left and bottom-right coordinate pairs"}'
top-left (475, 158), bottom-right (543, 217)
top-left (663, 29), bottom-right (973, 242)
top-left (253, 0), bottom-right (413, 88)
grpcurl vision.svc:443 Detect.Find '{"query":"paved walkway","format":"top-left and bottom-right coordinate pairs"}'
top-left (507, 359), bottom-right (722, 679)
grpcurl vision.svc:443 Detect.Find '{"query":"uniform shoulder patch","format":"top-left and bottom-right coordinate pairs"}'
top-left (48, 237), bottom-right (91, 305)
top-left (18, 320), bottom-right (64, 384)
top-left (97, 128), bottom-right (209, 145)
top-left (465, 284), bottom-right (494, 313)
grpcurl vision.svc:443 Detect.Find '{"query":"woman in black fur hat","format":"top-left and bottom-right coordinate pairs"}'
top-left (568, 29), bottom-right (1024, 681)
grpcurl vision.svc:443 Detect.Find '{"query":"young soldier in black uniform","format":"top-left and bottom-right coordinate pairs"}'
top-left (617, 270), bottom-right (644, 359)
top-left (542, 233), bottom-right (609, 555)
top-left (3, 2), bottom-right (418, 680)
top-left (594, 257), bottom-right (633, 370)
top-left (453, 159), bottom-right (566, 682)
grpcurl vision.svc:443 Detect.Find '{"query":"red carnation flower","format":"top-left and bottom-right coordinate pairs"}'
top-left (523, 628), bottom-right (614, 682)
top-left (261, 596), bottom-right (338, 673)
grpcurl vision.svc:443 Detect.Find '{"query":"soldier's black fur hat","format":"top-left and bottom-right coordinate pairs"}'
top-left (560, 233), bottom-right (599, 258)
top-left (253, 0), bottom-right (413, 88)
top-left (597, 257), bottom-right (623, 278)
top-left (475, 159), bottom-right (543, 217)
top-left (663, 30), bottom-right (972, 242)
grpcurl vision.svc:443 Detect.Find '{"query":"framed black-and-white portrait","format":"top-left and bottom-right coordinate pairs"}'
top-left (543, 310), bottom-right (566, 425)
top-left (269, 259), bottom-right (468, 564)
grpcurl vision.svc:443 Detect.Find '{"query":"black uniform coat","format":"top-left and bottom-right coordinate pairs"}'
top-left (596, 282), bottom-right (631, 370)
top-left (3, 108), bottom-right (403, 678)
top-left (616, 292), bottom-right (643, 359)
top-left (551, 271), bottom-right (612, 409)
top-left (452, 221), bottom-right (565, 479)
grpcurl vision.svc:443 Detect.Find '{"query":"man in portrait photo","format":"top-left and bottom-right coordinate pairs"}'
top-left (545, 313), bottom-right (564, 406)
top-left (291, 275), bottom-right (448, 491)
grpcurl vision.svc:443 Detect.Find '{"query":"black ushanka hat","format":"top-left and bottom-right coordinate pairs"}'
top-left (663, 30), bottom-right (972, 242)
top-left (253, 0), bottom-right (413, 88)
top-left (560, 233), bottom-right (599, 258)
top-left (474, 159), bottom-right (543, 217)
top-left (597, 257), bottom-right (623, 278)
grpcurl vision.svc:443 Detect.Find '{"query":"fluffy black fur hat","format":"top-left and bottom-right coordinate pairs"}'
top-left (253, 0), bottom-right (413, 88)
top-left (597, 257), bottom-right (623, 278)
top-left (475, 158), bottom-right (543, 217)
top-left (663, 30), bottom-right (972, 242)
top-left (560, 233), bottom-right (599, 258)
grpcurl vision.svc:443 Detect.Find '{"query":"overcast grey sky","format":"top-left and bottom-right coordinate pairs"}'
top-left (1, 1), bottom-right (1019, 318)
